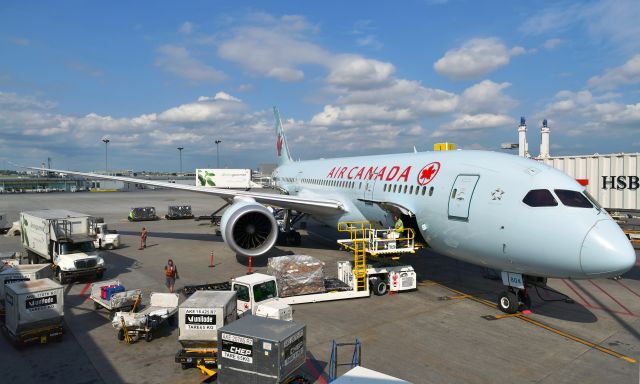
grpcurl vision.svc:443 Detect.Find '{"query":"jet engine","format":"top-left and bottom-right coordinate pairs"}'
top-left (220, 199), bottom-right (278, 257)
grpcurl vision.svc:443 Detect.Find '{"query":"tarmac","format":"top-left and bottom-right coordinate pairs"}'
top-left (0, 189), bottom-right (639, 384)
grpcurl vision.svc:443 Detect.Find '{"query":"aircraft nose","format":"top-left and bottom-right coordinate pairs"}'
top-left (580, 220), bottom-right (637, 276)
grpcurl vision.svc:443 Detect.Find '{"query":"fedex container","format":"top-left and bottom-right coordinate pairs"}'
top-left (178, 290), bottom-right (237, 347)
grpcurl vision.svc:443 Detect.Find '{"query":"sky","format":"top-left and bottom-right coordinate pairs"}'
top-left (1, 0), bottom-right (639, 172)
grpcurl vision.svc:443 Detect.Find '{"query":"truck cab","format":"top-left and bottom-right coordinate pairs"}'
top-left (51, 238), bottom-right (105, 283)
top-left (90, 223), bottom-right (121, 250)
top-left (230, 273), bottom-right (293, 321)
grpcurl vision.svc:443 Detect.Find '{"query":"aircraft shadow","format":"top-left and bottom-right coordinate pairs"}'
top-left (117, 230), bottom-right (221, 242)
top-left (395, 249), bottom-right (599, 324)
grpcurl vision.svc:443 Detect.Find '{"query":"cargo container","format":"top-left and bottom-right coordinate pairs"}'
top-left (127, 207), bottom-right (159, 221)
top-left (178, 290), bottom-right (237, 347)
top-left (217, 315), bottom-right (306, 384)
top-left (541, 153), bottom-right (640, 211)
top-left (165, 205), bottom-right (194, 220)
top-left (0, 264), bottom-right (52, 300)
top-left (20, 210), bottom-right (106, 283)
top-left (196, 169), bottom-right (263, 189)
top-left (2, 278), bottom-right (64, 345)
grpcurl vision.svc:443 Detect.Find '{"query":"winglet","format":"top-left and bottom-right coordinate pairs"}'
top-left (273, 107), bottom-right (293, 165)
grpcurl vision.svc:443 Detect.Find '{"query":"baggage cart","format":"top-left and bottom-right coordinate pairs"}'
top-left (112, 292), bottom-right (178, 343)
top-left (89, 280), bottom-right (141, 315)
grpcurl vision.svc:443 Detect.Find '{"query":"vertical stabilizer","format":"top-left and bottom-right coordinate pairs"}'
top-left (273, 107), bottom-right (293, 165)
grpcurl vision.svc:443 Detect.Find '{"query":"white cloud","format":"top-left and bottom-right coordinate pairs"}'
top-left (588, 55), bottom-right (640, 90)
top-left (217, 16), bottom-right (330, 82)
top-left (237, 84), bottom-right (255, 92)
top-left (443, 113), bottom-right (514, 130)
top-left (155, 44), bottom-right (226, 84)
top-left (179, 21), bottom-right (194, 35)
top-left (543, 38), bottom-right (563, 50)
top-left (433, 38), bottom-right (515, 80)
top-left (327, 56), bottom-right (395, 90)
top-left (460, 80), bottom-right (516, 114)
top-left (520, 0), bottom-right (640, 53)
top-left (159, 93), bottom-right (246, 123)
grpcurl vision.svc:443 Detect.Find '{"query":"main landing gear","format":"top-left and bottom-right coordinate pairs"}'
top-left (497, 272), bottom-right (542, 314)
top-left (275, 209), bottom-right (307, 247)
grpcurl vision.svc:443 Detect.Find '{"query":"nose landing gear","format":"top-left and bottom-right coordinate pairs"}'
top-left (497, 272), bottom-right (540, 314)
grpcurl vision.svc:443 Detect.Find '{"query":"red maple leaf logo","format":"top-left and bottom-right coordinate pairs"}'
top-left (417, 162), bottom-right (440, 186)
top-left (277, 134), bottom-right (283, 156)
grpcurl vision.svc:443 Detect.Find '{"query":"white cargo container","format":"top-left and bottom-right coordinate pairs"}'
top-left (20, 210), bottom-right (106, 283)
top-left (196, 169), bottom-right (262, 189)
top-left (178, 290), bottom-right (237, 347)
top-left (3, 278), bottom-right (64, 345)
top-left (0, 264), bottom-right (52, 300)
top-left (541, 153), bottom-right (640, 211)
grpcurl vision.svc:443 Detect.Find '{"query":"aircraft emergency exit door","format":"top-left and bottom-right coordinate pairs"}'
top-left (448, 175), bottom-right (480, 220)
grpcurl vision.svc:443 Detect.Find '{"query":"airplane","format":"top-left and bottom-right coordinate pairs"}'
top-left (27, 107), bottom-right (636, 314)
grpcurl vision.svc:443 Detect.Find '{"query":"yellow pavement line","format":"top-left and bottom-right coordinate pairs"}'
top-left (421, 280), bottom-right (638, 364)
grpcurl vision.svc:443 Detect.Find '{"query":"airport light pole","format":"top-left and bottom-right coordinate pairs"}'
top-left (215, 140), bottom-right (222, 168)
top-left (177, 147), bottom-right (184, 174)
top-left (102, 138), bottom-right (110, 173)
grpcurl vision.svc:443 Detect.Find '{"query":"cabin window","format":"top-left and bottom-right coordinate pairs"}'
top-left (415, 186), bottom-right (420, 195)
top-left (383, 184), bottom-right (387, 192)
top-left (359, 182), bottom-right (362, 189)
top-left (522, 189), bottom-right (558, 207)
top-left (421, 186), bottom-right (426, 195)
top-left (393, 185), bottom-right (397, 193)
top-left (403, 185), bottom-right (407, 194)
top-left (554, 189), bottom-right (593, 208)
top-left (409, 185), bottom-right (413, 194)
top-left (429, 186), bottom-right (434, 196)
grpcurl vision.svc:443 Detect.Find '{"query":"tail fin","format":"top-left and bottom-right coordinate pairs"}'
top-left (273, 107), bottom-right (293, 165)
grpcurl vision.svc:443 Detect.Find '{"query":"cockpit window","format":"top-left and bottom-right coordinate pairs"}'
top-left (554, 189), bottom-right (593, 208)
top-left (584, 191), bottom-right (603, 209)
top-left (522, 189), bottom-right (558, 207)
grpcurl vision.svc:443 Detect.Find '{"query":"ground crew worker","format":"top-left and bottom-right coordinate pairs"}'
top-left (139, 227), bottom-right (149, 250)
top-left (394, 215), bottom-right (404, 234)
top-left (164, 259), bottom-right (178, 293)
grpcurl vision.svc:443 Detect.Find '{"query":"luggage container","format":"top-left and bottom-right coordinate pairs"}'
top-left (2, 278), bottom-right (64, 346)
top-left (217, 315), bottom-right (306, 384)
top-left (165, 205), bottom-right (194, 220)
top-left (175, 291), bottom-right (237, 371)
top-left (0, 264), bottom-right (53, 301)
top-left (127, 207), bottom-right (159, 222)
top-left (178, 290), bottom-right (237, 347)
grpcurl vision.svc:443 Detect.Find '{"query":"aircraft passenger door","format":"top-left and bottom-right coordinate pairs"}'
top-left (448, 175), bottom-right (480, 221)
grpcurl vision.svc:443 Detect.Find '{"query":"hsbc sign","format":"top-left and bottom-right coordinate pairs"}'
top-left (602, 176), bottom-right (639, 190)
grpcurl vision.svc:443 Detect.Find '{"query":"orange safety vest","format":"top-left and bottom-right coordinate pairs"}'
top-left (165, 265), bottom-right (176, 278)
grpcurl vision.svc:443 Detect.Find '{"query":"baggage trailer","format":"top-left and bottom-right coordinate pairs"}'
top-left (20, 210), bottom-right (106, 284)
top-left (175, 291), bottom-right (237, 372)
top-left (2, 278), bottom-right (64, 346)
top-left (217, 315), bottom-right (307, 384)
top-left (112, 292), bottom-right (178, 343)
top-left (89, 280), bottom-right (141, 315)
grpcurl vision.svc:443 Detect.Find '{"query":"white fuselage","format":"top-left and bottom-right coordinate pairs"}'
top-left (273, 150), bottom-right (636, 280)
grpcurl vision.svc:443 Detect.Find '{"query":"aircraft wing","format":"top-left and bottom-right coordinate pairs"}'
top-left (27, 167), bottom-right (345, 215)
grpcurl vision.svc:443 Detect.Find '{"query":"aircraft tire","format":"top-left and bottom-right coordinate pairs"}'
top-left (498, 291), bottom-right (519, 314)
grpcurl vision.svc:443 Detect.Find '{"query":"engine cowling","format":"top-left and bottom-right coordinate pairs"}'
top-left (220, 200), bottom-right (278, 257)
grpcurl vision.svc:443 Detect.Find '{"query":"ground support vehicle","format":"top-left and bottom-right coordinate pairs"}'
top-left (0, 213), bottom-right (10, 234)
top-left (20, 210), bottom-right (106, 283)
top-left (89, 280), bottom-right (141, 315)
top-left (165, 205), bottom-right (194, 220)
top-left (90, 223), bottom-right (121, 250)
top-left (2, 279), bottom-right (64, 346)
top-left (112, 292), bottom-right (178, 343)
top-left (127, 207), bottom-right (159, 222)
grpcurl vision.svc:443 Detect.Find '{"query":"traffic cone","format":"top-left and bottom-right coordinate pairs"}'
top-left (209, 251), bottom-right (215, 268)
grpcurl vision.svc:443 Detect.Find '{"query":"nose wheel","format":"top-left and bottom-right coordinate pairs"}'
top-left (497, 288), bottom-right (531, 314)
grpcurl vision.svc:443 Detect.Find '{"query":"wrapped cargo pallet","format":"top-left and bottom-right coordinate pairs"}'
top-left (267, 255), bottom-right (325, 297)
